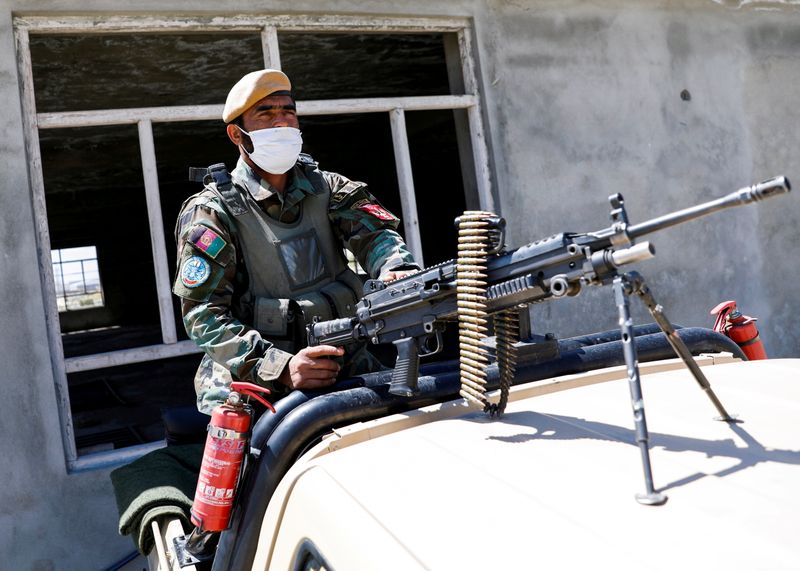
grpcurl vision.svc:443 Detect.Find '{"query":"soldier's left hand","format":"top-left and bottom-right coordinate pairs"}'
top-left (380, 269), bottom-right (417, 283)
top-left (280, 345), bottom-right (344, 390)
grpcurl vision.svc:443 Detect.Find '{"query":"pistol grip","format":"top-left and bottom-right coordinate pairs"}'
top-left (389, 337), bottom-right (420, 397)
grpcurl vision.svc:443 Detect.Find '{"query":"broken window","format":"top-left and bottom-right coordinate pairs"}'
top-left (52, 246), bottom-right (105, 312)
top-left (17, 15), bottom-right (492, 470)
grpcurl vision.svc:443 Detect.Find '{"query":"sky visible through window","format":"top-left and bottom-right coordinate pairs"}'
top-left (51, 246), bottom-right (104, 312)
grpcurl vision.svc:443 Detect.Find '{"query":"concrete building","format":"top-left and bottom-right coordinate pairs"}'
top-left (1, 1), bottom-right (797, 568)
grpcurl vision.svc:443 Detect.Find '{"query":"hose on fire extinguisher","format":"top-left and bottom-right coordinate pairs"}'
top-left (710, 300), bottom-right (767, 360)
top-left (173, 381), bottom-right (275, 567)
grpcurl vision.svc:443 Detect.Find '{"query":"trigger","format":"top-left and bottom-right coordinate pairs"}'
top-left (420, 331), bottom-right (442, 356)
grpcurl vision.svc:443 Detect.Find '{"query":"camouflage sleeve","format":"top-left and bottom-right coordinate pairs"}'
top-left (324, 171), bottom-right (420, 278)
top-left (173, 193), bottom-right (290, 412)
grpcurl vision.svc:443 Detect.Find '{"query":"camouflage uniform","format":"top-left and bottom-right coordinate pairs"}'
top-left (173, 156), bottom-right (418, 414)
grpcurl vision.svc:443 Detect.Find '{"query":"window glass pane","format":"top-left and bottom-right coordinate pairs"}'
top-left (60, 245), bottom-right (97, 262)
top-left (29, 33), bottom-right (264, 113)
top-left (39, 125), bottom-right (161, 355)
top-left (83, 260), bottom-right (101, 290)
top-left (66, 294), bottom-right (91, 311)
top-left (52, 264), bottom-right (65, 295)
top-left (61, 261), bottom-right (84, 286)
top-left (52, 247), bottom-right (106, 313)
top-left (278, 33), bottom-right (452, 100)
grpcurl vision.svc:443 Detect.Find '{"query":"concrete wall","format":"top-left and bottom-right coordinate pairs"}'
top-left (0, 1), bottom-right (797, 568)
top-left (480, 1), bottom-right (800, 355)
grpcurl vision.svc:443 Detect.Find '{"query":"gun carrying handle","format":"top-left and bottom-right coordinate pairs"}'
top-left (389, 337), bottom-right (420, 397)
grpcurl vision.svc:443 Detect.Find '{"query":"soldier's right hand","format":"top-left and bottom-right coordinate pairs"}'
top-left (280, 345), bottom-right (344, 390)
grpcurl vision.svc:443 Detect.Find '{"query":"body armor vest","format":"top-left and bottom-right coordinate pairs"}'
top-left (207, 161), bottom-right (363, 352)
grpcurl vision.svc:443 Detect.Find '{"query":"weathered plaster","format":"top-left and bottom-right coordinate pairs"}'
top-left (483, 2), bottom-right (798, 357)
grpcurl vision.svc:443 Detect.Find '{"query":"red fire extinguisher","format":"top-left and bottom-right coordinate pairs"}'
top-left (710, 300), bottom-right (767, 360)
top-left (191, 381), bottom-right (275, 532)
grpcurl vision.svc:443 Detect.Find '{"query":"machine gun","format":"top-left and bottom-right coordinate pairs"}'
top-left (309, 176), bottom-right (790, 504)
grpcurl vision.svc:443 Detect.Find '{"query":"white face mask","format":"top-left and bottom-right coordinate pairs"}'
top-left (238, 126), bottom-right (303, 174)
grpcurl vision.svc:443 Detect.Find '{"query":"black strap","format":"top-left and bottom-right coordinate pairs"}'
top-left (193, 163), bottom-right (249, 217)
top-left (188, 167), bottom-right (208, 183)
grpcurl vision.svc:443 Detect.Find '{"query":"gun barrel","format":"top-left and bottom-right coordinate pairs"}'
top-left (628, 176), bottom-right (790, 240)
top-left (610, 241), bottom-right (656, 267)
top-left (308, 317), bottom-right (359, 346)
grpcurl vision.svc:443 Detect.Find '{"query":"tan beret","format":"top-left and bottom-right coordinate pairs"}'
top-left (222, 69), bottom-right (292, 123)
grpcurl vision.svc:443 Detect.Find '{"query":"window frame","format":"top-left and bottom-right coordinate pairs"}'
top-left (14, 13), bottom-right (494, 472)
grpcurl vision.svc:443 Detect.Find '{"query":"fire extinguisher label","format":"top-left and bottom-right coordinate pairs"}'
top-left (197, 482), bottom-right (236, 504)
top-left (208, 437), bottom-right (246, 452)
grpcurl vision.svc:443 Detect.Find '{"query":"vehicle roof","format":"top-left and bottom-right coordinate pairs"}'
top-left (255, 357), bottom-right (800, 570)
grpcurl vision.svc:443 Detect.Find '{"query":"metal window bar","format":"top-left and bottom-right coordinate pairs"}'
top-left (138, 119), bottom-right (178, 345)
top-left (389, 108), bottom-right (424, 266)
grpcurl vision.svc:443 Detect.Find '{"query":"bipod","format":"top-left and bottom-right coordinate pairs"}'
top-left (624, 272), bottom-right (740, 423)
top-left (612, 272), bottom-right (741, 506)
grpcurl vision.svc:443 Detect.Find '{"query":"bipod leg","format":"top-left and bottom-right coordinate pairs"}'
top-left (624, 272), bottom-right (740, 423)
top-left (613, 275), bottom-right (668, 506)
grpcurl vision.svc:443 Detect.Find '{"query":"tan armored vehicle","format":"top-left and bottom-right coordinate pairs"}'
top-left (149, 337), bottom-right (800, 570)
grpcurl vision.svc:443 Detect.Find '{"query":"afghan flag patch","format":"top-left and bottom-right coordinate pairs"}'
top-left (357, 202), bottom-right (396, 221)
top-left (188, 225), bottom-right (227, 259)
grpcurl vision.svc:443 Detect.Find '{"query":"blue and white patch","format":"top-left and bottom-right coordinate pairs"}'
top-left (181, 255), bottom-right (211, 288)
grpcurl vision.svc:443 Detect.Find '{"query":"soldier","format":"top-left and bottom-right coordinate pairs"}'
top-left (173, 69), bottom-right (419, 414)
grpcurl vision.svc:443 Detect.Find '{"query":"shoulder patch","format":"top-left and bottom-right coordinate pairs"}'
top-left (356, 202), bottom-right (397, 221)
top-left (330, 180), bottom-right (368, 207)
top-left (180, 255), bottom-right (212, 288)
top-left (188, 225), bottom-right (227, 259)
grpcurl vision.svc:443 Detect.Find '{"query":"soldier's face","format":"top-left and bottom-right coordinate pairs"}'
top-left (241, 94), bottom-right (299, 131)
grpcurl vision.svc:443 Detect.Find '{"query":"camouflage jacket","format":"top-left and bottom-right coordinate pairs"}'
top-left (173, 157), bottom-right (418, 414)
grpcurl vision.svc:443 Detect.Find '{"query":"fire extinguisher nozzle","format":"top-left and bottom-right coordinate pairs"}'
top-left (709, 300), bottom-right (767, 360)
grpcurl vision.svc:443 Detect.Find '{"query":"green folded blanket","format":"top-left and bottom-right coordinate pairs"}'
top-left (110, 443), bottom-right (204, 555)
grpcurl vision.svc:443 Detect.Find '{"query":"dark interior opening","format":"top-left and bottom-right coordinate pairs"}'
top-left (39, 125), bottom-right (165, 356)
top-left (29, 33), bottom-right (265, 112)
top-left (69, 354), bottom-right (202, 454)
top-left (278, 32), bottom-right (454, 99)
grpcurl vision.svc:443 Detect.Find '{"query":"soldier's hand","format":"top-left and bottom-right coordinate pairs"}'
top-left (380, 269), bottom-right (417, 283)
top-left (280, 345), bottom-right (344, 390)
